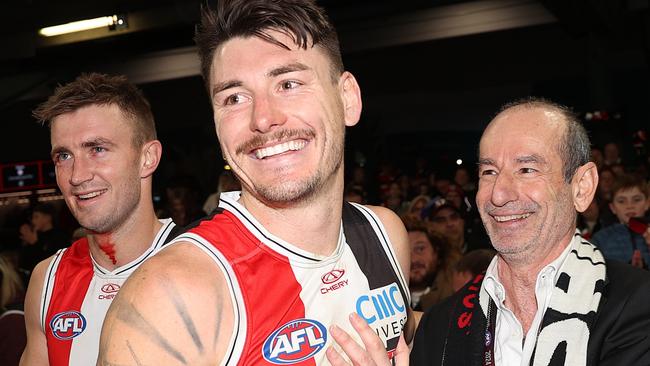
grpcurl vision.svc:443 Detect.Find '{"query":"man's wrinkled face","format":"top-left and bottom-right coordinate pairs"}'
top-left (476, 107), bottom-right (577, 261)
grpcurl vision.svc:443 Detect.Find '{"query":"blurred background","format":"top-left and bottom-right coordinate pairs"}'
top-left (0, 0), bottom-right (648, 237)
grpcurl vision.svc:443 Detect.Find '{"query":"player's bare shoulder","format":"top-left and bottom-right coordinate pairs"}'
top-left (98, 241), bottom-right (235, 366)
top-left (363, 205), bottom-right (409, 250)
top-left (20, 255), bottom-right (56, 366)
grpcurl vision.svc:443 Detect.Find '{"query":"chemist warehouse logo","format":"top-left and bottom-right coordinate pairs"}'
top-left (50, 311), bottom-right (87, 340)
top-left (262, 318), bottom-right (328, 364)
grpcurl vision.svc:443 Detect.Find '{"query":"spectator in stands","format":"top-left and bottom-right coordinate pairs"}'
top-left (591, 146), bottom-right (604, 170)
top-left (577, 199), bottom-right (604, 240)
top-left (0, 255), bottom-right (26, 366)
top-left (603, 142), bottom-right (622, 167)
top-left (427, 203), bottom-right (491, 253)
top-left (454, 166), bottom-right (476, 193)
top-left (598, 167), bottom-right (616, 202)
top-left (451, 248), bottom-right (496, 291)
top-left (610, 162), bottom-right (626, 177)
top-left (17, 203), bottom-right (69, 275)
top-left (202, 169), bottom-right (241, 214)
top-left (383, 181), bottom-right (405, 213)
top-left (404, 194), bottom-right (430, 220)
top-left (592, 174), bottom-right (650, 268)
top-left (161, 176), bottom-right (206, 227)
top-left (405, 219), bottom-right (457, 311)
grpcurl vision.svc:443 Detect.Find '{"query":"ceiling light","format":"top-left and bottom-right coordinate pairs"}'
top-left (39, 15), bottom-right (123, 37)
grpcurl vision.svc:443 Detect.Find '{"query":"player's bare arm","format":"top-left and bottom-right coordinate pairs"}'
top-left (20, 256), bottom-right (53, 366)
top-left (97, 243), bottom-right (234, 366)
top-left (366, 205), bottom-right (416, 339)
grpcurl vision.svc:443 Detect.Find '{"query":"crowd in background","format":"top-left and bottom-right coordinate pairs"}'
top-left (0, 129), bottom-right (649, 361)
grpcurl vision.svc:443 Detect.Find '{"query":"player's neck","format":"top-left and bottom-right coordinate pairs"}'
top-left (240, 176), bottom-right (344, 257)
top-left (87, 204), bottom-right (162, 270)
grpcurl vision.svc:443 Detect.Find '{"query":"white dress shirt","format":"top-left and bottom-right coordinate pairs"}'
top-left (479, 241), bottom-right (574, 366)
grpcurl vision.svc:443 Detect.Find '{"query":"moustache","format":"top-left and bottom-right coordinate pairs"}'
top-left (235, 129), bottom-right (316, 155)
top-left (483, 201), bottom-right (539, 215)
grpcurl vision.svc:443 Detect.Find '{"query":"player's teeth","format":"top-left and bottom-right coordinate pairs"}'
top-left (79, 191), bottom-right (102, 199)
top-left (254, 140), bottom-right (306, 159)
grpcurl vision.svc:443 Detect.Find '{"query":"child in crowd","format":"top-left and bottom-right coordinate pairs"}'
top-left (592, 175), bottom-right (650, 268)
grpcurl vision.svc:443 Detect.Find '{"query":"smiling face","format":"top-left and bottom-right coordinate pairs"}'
top-left (209, 31), bottom-right (360, 205)
top-left (476, 107), bottom-right (578, 262)
top-left (51, 104), bottom-right (144, 233)
top-left (610, 187), bottom-right (648, 224)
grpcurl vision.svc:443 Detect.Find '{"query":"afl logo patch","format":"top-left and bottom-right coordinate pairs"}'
top-left (50, 311), bottom-right (87, 340)
top-left (321, 269), bottom-right (345, 284)
top-left (262, 318), bottom-right (327, 364)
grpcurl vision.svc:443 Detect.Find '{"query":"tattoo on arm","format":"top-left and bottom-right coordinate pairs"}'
top-left (211, 279), bottom-right (224, 348)
top-left (99, 274), bottom-right (229, 366)
top-left (114, 299), bottom-right (187, 365)
top-left (126, 340), bottom-right (143, 366)
top-left (165, 281), bottom-right (204, 354)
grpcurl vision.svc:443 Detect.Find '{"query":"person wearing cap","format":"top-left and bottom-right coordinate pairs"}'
top-left (427, 203), bottom-right (491, 254)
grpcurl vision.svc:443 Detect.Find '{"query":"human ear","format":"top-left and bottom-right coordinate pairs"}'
top-left (338, 71), bottom-right (362, 127)
top-left (572, 162), bottom-right (598, 213)
top-left (140, 140), bottom-right (162, 178)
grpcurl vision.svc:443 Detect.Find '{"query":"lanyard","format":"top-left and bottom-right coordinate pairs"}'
top-left (483, 298), bottom-right (497, 366)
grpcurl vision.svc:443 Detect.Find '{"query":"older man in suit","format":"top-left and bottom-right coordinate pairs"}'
top-left (411, 98), bottom-right (650, 366)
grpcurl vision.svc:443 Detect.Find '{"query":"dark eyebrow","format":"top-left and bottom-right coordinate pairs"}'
top-left (81, 138), bottom-right (115, 149)
top-left (211, 80), bottom-right (242, 98)
top-left (50, 146), bottom-right (68, 159)
top-left (267, 62), bottom-right (310, 78)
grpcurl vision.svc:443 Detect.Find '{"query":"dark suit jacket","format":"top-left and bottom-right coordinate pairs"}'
top-left (411, 260), bottom-right (650, 366)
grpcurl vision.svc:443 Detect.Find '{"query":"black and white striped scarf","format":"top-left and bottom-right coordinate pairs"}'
top-left (443, 232), bottom-right (606, 366)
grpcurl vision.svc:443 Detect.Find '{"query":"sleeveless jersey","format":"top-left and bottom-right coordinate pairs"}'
top-left (40, 218), bottom-right (176, 366)
top-left (171, 191), bottom-right (410, 365)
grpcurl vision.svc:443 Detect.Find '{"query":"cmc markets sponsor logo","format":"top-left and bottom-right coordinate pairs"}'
top-left (262, 318), bottom-right (327, 364)
top-left (356, 283), bottom-right (407, 339)
top-left (99, 283), bottom-right (121, 300)
top-left (50, 311), bottom-right (87, 340)
top-left (320, 269), bottom-right (348, 294)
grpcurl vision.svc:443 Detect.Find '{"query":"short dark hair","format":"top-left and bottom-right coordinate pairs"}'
top-left (33, 73), bottom-right (157, 148)
top-left (194, 0), bottom-right (344, 91)
top-left (402, 218), bottom-right (450, 267)
top-left (612, 174), bottom-right (648, 198)
top-left (497, 97), bottom-right (591, 182)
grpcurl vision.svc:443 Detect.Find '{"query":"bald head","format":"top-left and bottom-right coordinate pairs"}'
top-left (481, 98), bottom-right (591, 182)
